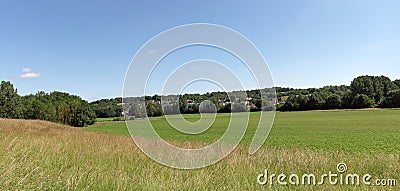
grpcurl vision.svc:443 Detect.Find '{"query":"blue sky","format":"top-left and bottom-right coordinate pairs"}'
top-left (1, 0), bottom-right (399, 101)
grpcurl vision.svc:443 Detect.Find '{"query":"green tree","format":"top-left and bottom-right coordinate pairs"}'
top-left (341, 92), bottom-right (354, 109)
top-left (352, 94), bottom-right (375, 109)
top-left (350, 75), bottom-right (394, 104)
top-left (146, 101), bottom-right (163, 117)
top-left (280, 94), bottom-right (309, 111)
top-left (69, 99), bottom-right (96, 127)
top-left (350, 76), bottom-right (375, 98)
top-left (324, 94), bottom-right (342, 109)
top-left (372, 76), bottom-right (394, 104)
top-left (380, 90), bottom-right (400, 108)
top-left (393, 80), bottom-right (400, 89)
top-left (90, 98), bottom-right (123, 118)
top-left (21, 91), bottom-right (96, 127)
top-left (306, 93), bottom-right (325, 110)
top-left (0, 81), bottom-right (22, 118)
top-left (21, 92), bottom-right (55, 121)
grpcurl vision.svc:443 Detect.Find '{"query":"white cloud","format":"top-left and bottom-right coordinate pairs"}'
top-left (20, 72), bottom-right (41, 79)
top-left (20, 67), bottom-right (41, 79)
top-left (22, 68), bottom-right (31, 73)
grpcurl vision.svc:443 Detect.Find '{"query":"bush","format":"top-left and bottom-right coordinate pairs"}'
top-left (112, 117), bottom-right (124, 121)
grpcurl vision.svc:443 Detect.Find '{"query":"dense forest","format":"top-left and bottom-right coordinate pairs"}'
top-left (0, 81), bottom-right (96, 127)
top-left (91, 75), bottom-right (400, 118)
top-left (1, 75), bottom-right (399, 126)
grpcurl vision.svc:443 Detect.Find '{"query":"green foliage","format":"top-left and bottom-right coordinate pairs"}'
top-left (279, 75), bottom-right (399, 111)
top-left (67, 98), bottom-right (96, 127)
top-left (393, 79), bottom-right (400, 89)
top-left (350, 75), bottom-right (394, 104)
top-left (280, 94), bottom-right (307, 111)
top-left (341, 92), bottom-right (354, 108)
top-left (350, 76), bottom-right (375, 98)
top-left (352, 94), bottom-right (376, 108)
top-left (20, 91), bottom-right (96, 127)
top-left (112, 117), bottom-right (125, 121)
top-left (0, 81), bottom-right (22, 118)
top-left (145, 102), bottom-right (163, 117)
top-left (324, 94), bottom-right (342, 109)
top-left (90, 98), bottom-right (122, 118)
top-left (0, 81), bottom-right (96, 127)
top-left (381, 90), bottom-right (400, 108)
top-left (306, 93), bottom-right (325, 110)
top-left (21, 92), bottom-right (55, 121)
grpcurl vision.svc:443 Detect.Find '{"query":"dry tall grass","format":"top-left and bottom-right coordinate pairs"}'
top-left (0, 119), bottom-right (399, 190)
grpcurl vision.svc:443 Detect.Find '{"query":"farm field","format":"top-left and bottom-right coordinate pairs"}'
top-left (1, 109), bottom-right (399, 190)
top-left (86, 109), bottom-right (400, 153)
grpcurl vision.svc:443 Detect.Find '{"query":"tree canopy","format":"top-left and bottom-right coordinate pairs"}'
top-left (0, 81), bottom-right (96, 127)
top-left (0, 81), bottom-right (22, 118)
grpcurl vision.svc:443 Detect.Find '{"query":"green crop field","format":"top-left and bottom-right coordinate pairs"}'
top-left (1, 109), bottom-right (399, 190)
top-left (85, 109), bottom-right (400, 153)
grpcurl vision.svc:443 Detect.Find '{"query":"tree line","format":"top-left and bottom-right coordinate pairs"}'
top-left (279, 75), bottom-right (400, 111)
top-left (92, 75), bottom-right (400, 118)
top-left (0, 81), bottom-right (96, 127)
top-left (116, 89), bottom-right (277, 119)
top-left (2, 75), bottom-right (397, 124)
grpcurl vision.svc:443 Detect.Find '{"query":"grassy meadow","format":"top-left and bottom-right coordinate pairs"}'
top-left (1, 109), bottom-right (399, 190)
